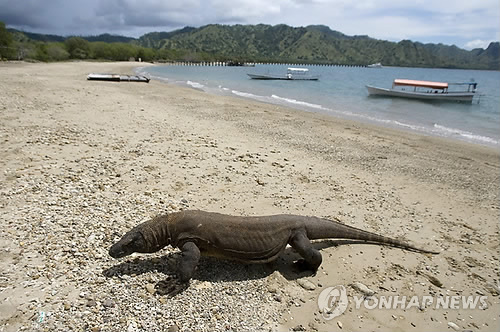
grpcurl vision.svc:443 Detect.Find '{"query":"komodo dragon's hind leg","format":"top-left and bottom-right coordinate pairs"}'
top-left (289, 231), bottom-right (322, 271)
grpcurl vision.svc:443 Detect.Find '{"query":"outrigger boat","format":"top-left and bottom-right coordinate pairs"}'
top-left (366, 79), bottom-right (477, 103)
top-left (247, 67), bottom-right (319, 80)
top-left (87, 73), bottom-right (150, 83)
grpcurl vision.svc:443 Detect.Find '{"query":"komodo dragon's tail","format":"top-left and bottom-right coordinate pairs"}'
top-left (304, 216), bottom-right (440, 254)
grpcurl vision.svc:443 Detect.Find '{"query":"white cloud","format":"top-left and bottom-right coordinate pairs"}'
top-left (464, 39), bottom-right (494, 50)
top-left (211, 0), bottom-right (283, 20)
top-left (270, 0), bottom-right (499, 47)
top-left (0, 0), bottom-right (498, 46)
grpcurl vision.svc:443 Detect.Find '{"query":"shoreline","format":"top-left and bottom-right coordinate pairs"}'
top-left (138, 64), bottom-right (500, 148)
top-left (1, 61), bottom-right (499, 332)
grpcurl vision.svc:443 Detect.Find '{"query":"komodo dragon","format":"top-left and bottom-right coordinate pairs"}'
top-left (109, 210), bottom-right (438, 283)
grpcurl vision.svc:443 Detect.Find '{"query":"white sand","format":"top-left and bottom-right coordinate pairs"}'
top-left (1, 61), bottom-right (499, 331)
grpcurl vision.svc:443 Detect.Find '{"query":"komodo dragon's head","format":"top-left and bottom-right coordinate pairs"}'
top-left (109, 216), bottom-right (171, 258)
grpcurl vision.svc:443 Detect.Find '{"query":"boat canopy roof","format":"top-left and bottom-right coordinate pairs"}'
top-left (287, 67), bottom-right (309, 72)
top-left (393, 79), bottom-right (448, 89)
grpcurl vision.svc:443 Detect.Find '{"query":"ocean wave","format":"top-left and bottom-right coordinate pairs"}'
top-left (271, 95), bottom-right (326, 110)
top-left (187, 80), bottom-right (204, 89)
top-left (332, 110), bottom-right (429, 132)
top-left (433, 124), bottom-right (498, 145)
top-left (151, 76), bottom-right (169, 82)
top-left (138, 67), bottom-right (498, 147)
top-left (390, 120), bottom-right (428, 132)
top-left (231, 90), bottom-right (260, 98)
top-left (270, 95), bottom-right (434, 136)
top-left (135, 70), bottom-right (165, 82)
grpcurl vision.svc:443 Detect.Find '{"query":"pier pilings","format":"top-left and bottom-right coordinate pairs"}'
top-left (154, 61), bottom-right (368, 68)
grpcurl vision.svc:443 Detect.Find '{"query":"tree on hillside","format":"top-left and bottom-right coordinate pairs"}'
top-left (108, 42), bottom-right (136, 61)
top-left (90, 42), bottom-right (113, 60)
top-left (136, 47), bottom-right (155, 61)
top-left (0, 21), bottom-right (16, 59)
top-left (65, 37), bottom-right (90, 59)
top-left (47, 43), bottom-right (70, 61)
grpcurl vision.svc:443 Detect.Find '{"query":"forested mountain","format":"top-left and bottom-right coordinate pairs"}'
top-left (137, 24), bottom-right (499, 69)
top-left (4, 23), bottom-right (499, 70)
top-left (138, 27), bottom-right (196, 49)
top-left (7, 29), bottom-right (136, 43)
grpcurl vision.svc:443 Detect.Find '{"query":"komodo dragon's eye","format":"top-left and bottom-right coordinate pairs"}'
top-left (128, 232), bottom-right (148, 252)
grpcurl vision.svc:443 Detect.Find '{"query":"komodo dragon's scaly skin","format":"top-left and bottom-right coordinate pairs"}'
top-left (109, 210), bottom-right (439, 282)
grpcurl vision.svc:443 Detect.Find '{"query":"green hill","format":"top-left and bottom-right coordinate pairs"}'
top-left (7, 29), bottom-right (136, 43)
top-left (138, 24), bottom-right (499, 70)
top-left (4, 23), bottom-right (499, 70)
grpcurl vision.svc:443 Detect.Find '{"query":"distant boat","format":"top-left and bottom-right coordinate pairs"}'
top-left (367, 62), bottom-right (383, 68)
top-left (87, 73), bottom-right (150, 83)
top-left (366, 79), bottom-right (478, 103)
top-left (247, 67), bottom-right (319, 80)
top-left (226, 61), bottom-right (255, 67)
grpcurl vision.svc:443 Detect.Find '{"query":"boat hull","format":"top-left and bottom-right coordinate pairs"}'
top-left (366, 85), bottom-right (474, 103)
top-left (87, 73), bottom-right (150, 83)
top-left (247, 73), bottom-right (319, 80)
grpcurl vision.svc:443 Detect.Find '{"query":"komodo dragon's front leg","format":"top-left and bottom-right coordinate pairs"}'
top-left (178, 242), bottom-right (201, 282)
top-left (153, 242), bottom-right (200, 296)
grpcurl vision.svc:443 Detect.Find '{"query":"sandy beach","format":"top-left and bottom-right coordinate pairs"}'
top-left (1, 61), bottom-right (499, 332)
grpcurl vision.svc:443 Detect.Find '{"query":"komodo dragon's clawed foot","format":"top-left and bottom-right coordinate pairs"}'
top-left (293, 259), bottom-right (319, 273)
top-left (155, 276), bottom-right (189, 297)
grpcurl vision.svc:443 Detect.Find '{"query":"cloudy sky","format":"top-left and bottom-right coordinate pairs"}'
top-left (1, 0), bottom-right (499, 50)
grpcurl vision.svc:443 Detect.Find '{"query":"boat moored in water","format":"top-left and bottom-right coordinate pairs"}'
top-left (247, 67), bottom-right (319, 80)
top-left (367, 62), bottom-right (383, 68)
top-left (366, 79), bottom-right (478, 103)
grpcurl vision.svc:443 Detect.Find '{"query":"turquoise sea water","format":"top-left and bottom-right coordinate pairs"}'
top-left (140, 64), bottom-right (500, 147)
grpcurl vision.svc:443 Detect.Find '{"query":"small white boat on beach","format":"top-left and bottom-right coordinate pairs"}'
top-left (366, 79), bottom-right (478, 103)
top-left (87, 73), bottom-right (150, 83)
top-left (247, 67), bottom-right (319, 80)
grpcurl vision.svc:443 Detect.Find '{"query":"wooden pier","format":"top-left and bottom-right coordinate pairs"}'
top-left (155, 61), bottom-right (369, 68)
